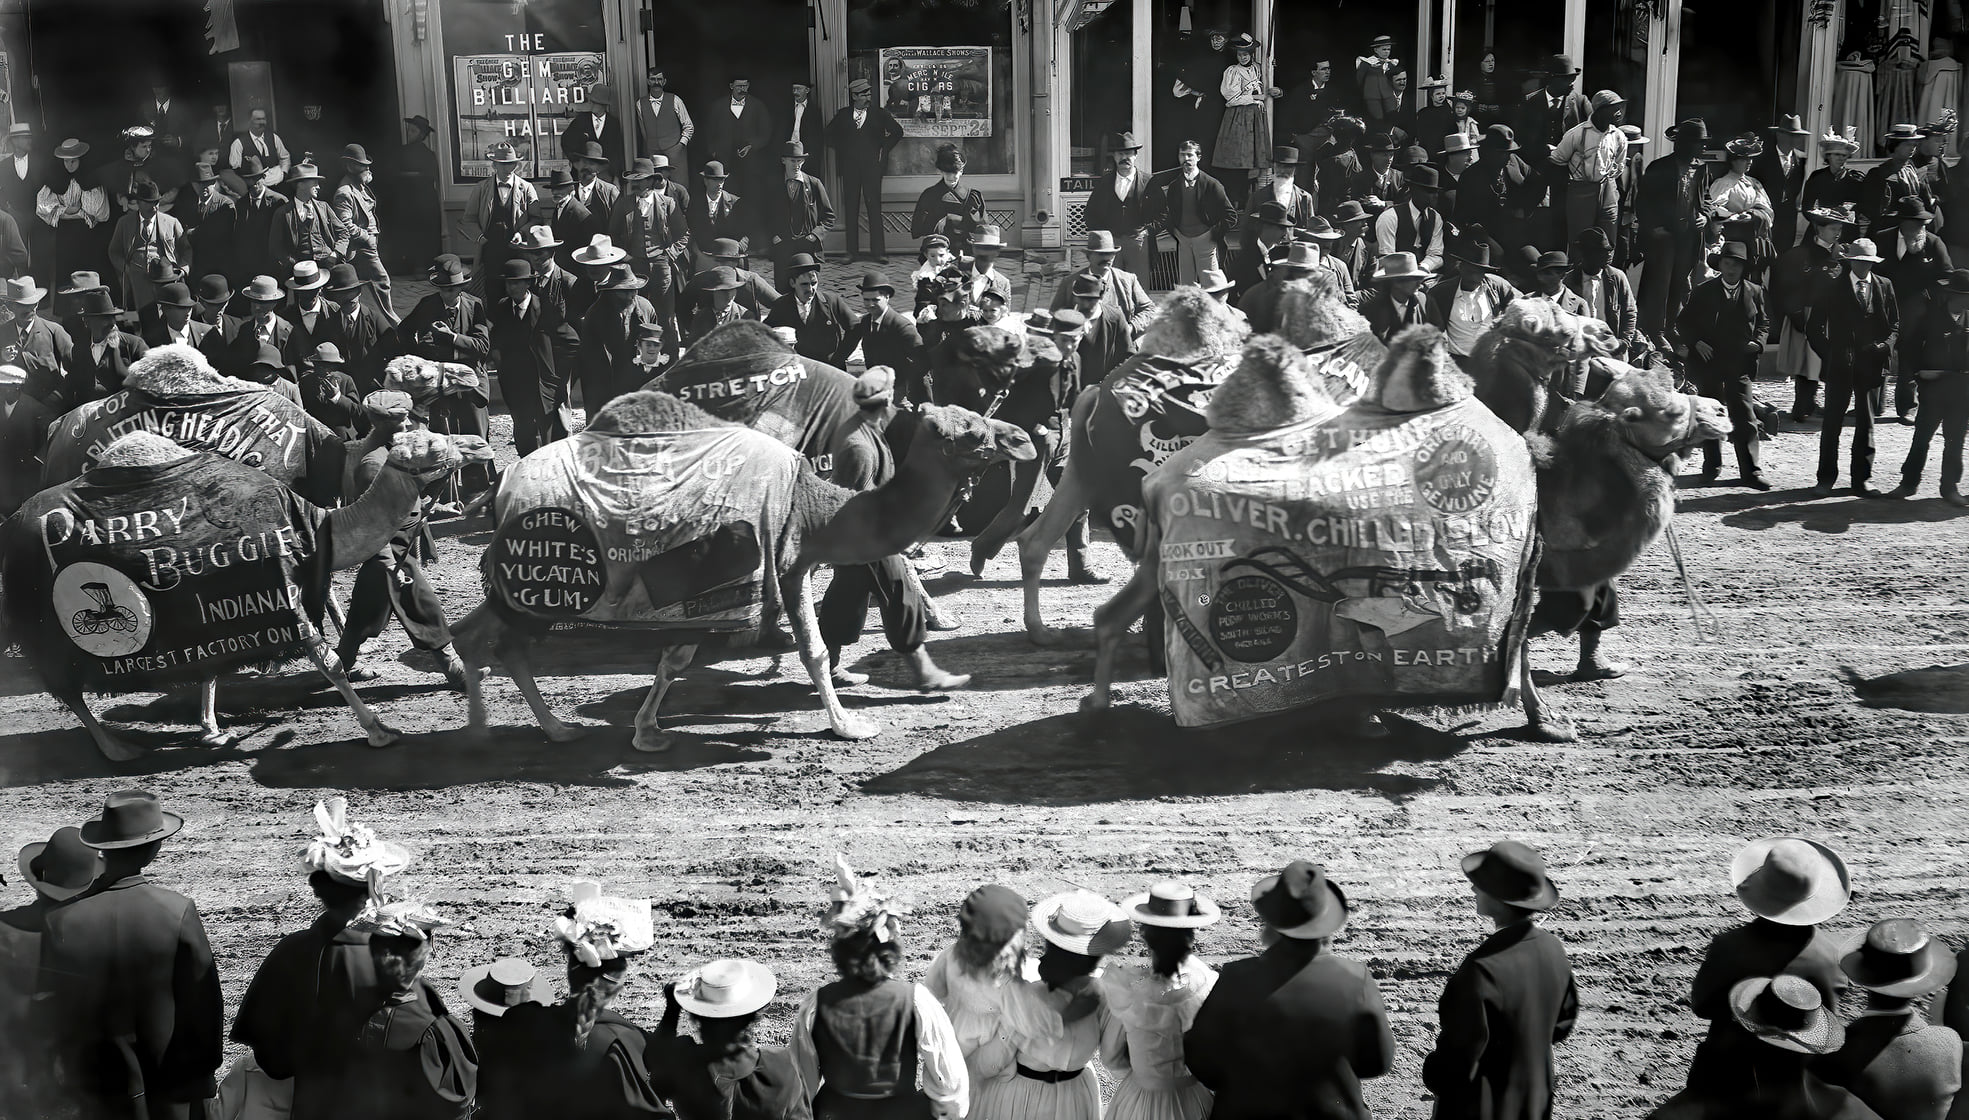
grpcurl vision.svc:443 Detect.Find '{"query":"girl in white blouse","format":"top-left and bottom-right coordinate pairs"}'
top-left (1099, 883), bottom-right (1222, 1120)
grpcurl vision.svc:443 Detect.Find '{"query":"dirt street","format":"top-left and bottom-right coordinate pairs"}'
top-left (1, 407), bottom-right (1966, 1119)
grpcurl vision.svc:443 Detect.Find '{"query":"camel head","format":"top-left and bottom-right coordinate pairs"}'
top-left (97, 431), bottom-right (196, 468)
top-left (125, 343), bottom-right (253, 397)
top-left (1205, 334), bottom-right (1338, 433)
top-left (1362, 325), bottom-right (1473, 414)
top-left (913, 402), bottom-right (1037, 474)
top-left (1274, 272), bottom-right (1372, 352)
top-left (1465, 299), bottom-right (1620, 433)
top-left (1137, 285), bottom-right (1249, 372)
top-left (1589, 357), bottom-right (1731, 459)
top-left (386, 429), bottom-right (489, 483)
top-left (941, 325), bottom-right (1029, 385)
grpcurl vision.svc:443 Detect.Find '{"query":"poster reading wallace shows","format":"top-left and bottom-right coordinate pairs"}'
top-left (1143, 395), bottom-right (1538, 728)
top-left (453, 51), bottom-right (605, 178)
top-left (879, 47), bottom-right (993, 138)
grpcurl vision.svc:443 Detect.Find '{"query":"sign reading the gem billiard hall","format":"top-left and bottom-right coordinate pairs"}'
top-left (878, 47), bottom-right (993, 139)
top-left (451, 32), bottom-right (604, 179)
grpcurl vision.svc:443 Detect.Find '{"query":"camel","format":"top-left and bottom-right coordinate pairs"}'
top-left (0, 427), bottom-right (479, 761)
top-left (1460, 299), bottom-right (1621, 433)
top-left (453, 391), bottom-right (1034, 752)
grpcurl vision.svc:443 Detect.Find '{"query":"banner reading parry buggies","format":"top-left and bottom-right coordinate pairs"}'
top-left (489, 426), bottom-right (804, 636)
top-left (2, 453), bottom-right (328, 690)
top-left (42, 386), bottom-right (344, 502)
top-left (1143, 395), bottom-right (1537, 728)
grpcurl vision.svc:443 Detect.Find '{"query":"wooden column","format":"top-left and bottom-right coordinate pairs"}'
top-left (1029, 2), bottom-right (1062, 246)
top-left (1441, 0), bottom-right (1459, 91)
top-left (1133, 0), bottom-right (1154, 143)
top-left (1642, 0), bottom-right (1681, 144)
top-left (1564, 0), bottom-right (1586, 79)
top-left (1799, 0), bottom-right (1838, 176)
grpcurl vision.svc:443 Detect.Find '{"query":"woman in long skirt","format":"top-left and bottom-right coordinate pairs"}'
top-left (1212, 34), bottom-right (1279, 210)
top-left (972, 890), bottom-right (1132, 1120)
top-left (1099, 883), bottom-right (1220, 1120)
top-left (38, 139), bottom-right (109, 285)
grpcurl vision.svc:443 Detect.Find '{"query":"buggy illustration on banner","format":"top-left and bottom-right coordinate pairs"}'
top-left (879, 47), bottom-right (993, 138)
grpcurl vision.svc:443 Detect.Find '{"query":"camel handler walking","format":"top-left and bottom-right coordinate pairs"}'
top-left (817, 366), bottom-right (970, 691)
top-left (329, 389), bottom-right (478, 691)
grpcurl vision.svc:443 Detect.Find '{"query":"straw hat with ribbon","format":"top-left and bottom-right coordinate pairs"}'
top-left (1031, 889), bottom-right (1134, 955)
top-left (460, 957), bottom-right (552, 1017)
top-left (1122, 881), bottom-right (1221, 928)
top-left (354, 897), bottom-right (452, 942)
top-left (554, 880), bottom-right (656, 967)
top-left (673, 958), bottom-right (778, 1018)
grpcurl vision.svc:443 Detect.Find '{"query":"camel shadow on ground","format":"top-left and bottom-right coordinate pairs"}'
top-left (0, 728), bottom-right (249, 787)
top-left (862, 705), bottom-right (1471, 805)
top-left (840, 627), bottom-right (1157, 693)
top-left (1673, 489), bottom-right (1969, 533)
top-left (1842, 663), bottom-right (1969, 713)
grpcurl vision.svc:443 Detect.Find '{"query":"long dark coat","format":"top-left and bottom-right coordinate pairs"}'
top-left (1421, 921), bottom-right (1580, 1120)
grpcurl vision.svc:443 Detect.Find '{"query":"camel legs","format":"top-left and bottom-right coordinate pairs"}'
top-left (1015, 459), bottom-right (1098, 648)
top-left (197, 678), bottom-right (233, 748)
top-left (55, 689), bottom-right (145, 762)
top-left (969, 442), bottom-right (1049, 577)
top-left (788, 568), bottom-right (880, 740)
top-left (630, 643), bottom-right (698, 753)
top-left (304, 634), bottom-right (402, 748)
top-left (1519, 638), bottom-right (1579, 743)
top-left (504, 638), bottom-right (592, 743)
top-left (1081, 559), bottom-right (1158, 713)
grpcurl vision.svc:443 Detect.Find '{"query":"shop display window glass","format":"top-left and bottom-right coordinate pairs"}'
top-left (845, 0), bottom-right (1018, 177)
top-left (1070, 1), bottom-right (1137, 176)
top-left (439, 0), bottom-right (608, 183)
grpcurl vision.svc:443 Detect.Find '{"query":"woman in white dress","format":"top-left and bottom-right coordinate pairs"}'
top-left (1709, 135), bottom-right (1777, 281)
top-left (1099, 882), bottom-right (1221, 1120)
top-left (972, 890), bottom-right (1133, 1120)
top-left (922, 884), bottom-right (1030, 1091)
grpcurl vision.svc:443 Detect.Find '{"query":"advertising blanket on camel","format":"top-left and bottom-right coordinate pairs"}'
top-left (2, 453), bottom-right (328, 690)
top-left (1144, 394), bottom-right (1537, 728)
top-left (488, 426), bottom-right (804, 637)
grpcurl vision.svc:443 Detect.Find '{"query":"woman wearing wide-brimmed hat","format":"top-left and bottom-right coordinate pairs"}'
top-left (494, 880), bottom-right (668, 1119)
top-left (790, 855), bottom-right (968, 1120)
top-left (968, 888), bottom-right (1132, 1120)
top-left (908, 145), bottom-right (987, 257)
top-left (1708, 135), bottom-right (1777, 281)
top-left (1813, 918), bottom-right (1961, 1119)
top-left (1646, 975), bottom-right (1878, 1119)
top-left (1097, 882), bottom-right (1220, 1120)
top-left (922, 883), bottom-right (1030, 1088)
top-left (1681, 837), bottom-right (1855, 1095)
top-left (655, 958), bottom-right (809, 1120)
top-left (232, 797), bottom-right (412, 1120)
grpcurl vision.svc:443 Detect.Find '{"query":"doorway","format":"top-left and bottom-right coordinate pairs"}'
top-left (1677, 0), bottom-right (1798, 139)
top-left (1455, 0), bottom-right (1565, 117)
top-left (646, 0), bottom-right (813, 163)
top-left (1151, 0), bottom-right (1253, 170)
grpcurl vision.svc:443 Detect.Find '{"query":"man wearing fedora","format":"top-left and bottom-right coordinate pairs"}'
top-left (463, 142), bottom-right (537, 298)
top-left (701, 76), bottom-right (775, 210)
top-left (566, 140), bottom-right (622, 226)
top-left (319, 263), bottom-right (398, 394)
top-left (489, 256), bottom-right (570, 455)
top-left (1325, 201), bottom-right (1378, 292)
top-left (1683, 836), bottom-right (1854, 1094)
top-left (1348, 132), bottom-right (1405, 213)
top-left (766, 253), bottom-right (855, 365)
top-left (578, 262), bottom-right (659, 410)
top-left (0, 350), bottom-right (60, 516)
top-left (509, 226), bottom-right (581, 387)
top-left (1680, 240), bottom-right (1772, 488)
top-left (1085, 131), bottom-right (1161, 280)
top-left (684, 238), bottom-right (779, 321)
top-left (1876, 194), bottom-right (1954, 423)
top-left (1375, 163), bottom-right (1447, 273)
top-left (1651, 975), bottom-right (1878, 1119)
top-left (826, 78), bottom-right (904, 265)
top-left (109, 178), bottom-right (189, 313)
top-left (539, 168), bottom-right (601, 274)
top-left (182, 162), bottom-right (236, 288)
top-left (269, 160), bottom-right (347, 278)
top-left (688, 162), bottom-right (748, 271)
top-left (1772, 204), bottom-right (1852, 419)
top-left (0, 825), bottom-right (100, 1114)
top-left (1438, 133), bottom-right (1479, 216)
top-left (841, 270), bottom-right (922, 389)
top-left (40, 790), bottom-right (223, 1120)
top-left (1066, 271), bottom-right (1135, 381)
top-left (1549, 90), bottom-right (1628, 249)
top-left (1809, 238), bottom-right (1899, 496)
top-left (1638, 118), bottom-right (1714, 349)
top-left (962, 224), bottom-right (1013, 307)
top-left (1238, 240), bottom-right (1322, 333)
top-left (1422, 841), bottom-right (1578, 1120)
top-left (1185, 861), bottom-right (1394, 1120)
top-left (1566, 227), bottom-right (1639, 358)
top-left (333, 143), bottom-right (392, 320)
top-left (760, 142), bottom-right (834, 287)
top-left (562, 81), bottom-right (627, 182)
top-left (1755, 116), bottom-right (1813, 252)
top-left (226, 154), bottom-right (288, 286)
top-left (0, 272), bottom-right (73, 399)
top-left (682, 264), bottom-right (754, 347)
top-left (213, 273), bottom-right (292, 378)
top-left (140, 275), bottom-right (211, 350)
top-left (1361, 251), bottom-right (1441, 342)
top-left (67, 287), bottom-right (148, 403)
top-left (636, 64), bottom-right (695, 174)
top-left (1431, 233), bottom-right (1518, 358)
top-left (610, 157), bottom-right (687, 350)
top-left (1231, 200), bottom-right (1300, 294)
top-left (1255, 143), bottom-right (1318, 230)
top-left (1813, 918), bottom-right (1962, 1118)
top-left (1051, 230), bottom-right (1156, 336)
top-left (280, 260), bottom-right (344, 369)
top-left (1519, 55), bottom-right (1592, 156)
top-left (1154, 139), bottom-right (1234, 286)
top-left (652, 154), bottom-right (693, 216)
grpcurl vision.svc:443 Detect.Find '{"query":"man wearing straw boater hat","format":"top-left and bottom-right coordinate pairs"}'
top-left (269, 159), bottom-right (346, 276)
top-left (39, 790), bottom-right (224, 1119)
top-left (232, 798), bottom-right (411, 1120)
top-left (1808, 237), bottom-right (1898, 497)
top-left (1680, 836), bottom-right (1854, 1095)
top-left (1422, 841), bottom-right (1579, 1120)
top-left (1814, 918), bottom-right (1964, 1117)
top-left (1186, 861), bottom-right (1394, 1120)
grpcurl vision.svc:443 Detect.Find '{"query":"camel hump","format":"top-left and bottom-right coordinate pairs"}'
top-left (96, 431), bottom-right (195, 467)
top-left (1206, 335), bottom-right (1336, 432)
top-left (588, 389), bottom-right (739, 434)
top-left (1138, 284), bottom-right (1249, 370)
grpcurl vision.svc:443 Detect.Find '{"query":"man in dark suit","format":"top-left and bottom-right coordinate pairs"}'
top-left (1422, 842), bottom-right (1579, 1120)
top-left (190, 274), bottom-right (247, 372)
top-left (0, 275), bottom-right (74, 409)
top-left (0, 124), bottom-right (45, 262)
top-left (1084, 132), bottom-right (1161, 279)
top-left (320, 263), bottom-right (397, 394)
top-left (489, 257), bottom-right (568, 455)
top-left (1346, 134), bottom-right (1405, 212)
top-left (577, 263), bottom-right (658, 411)
top-left (1518, 55), bottom-right (1591, 158)
top-left (182, 163), bottom-right (237, 289)
top-left (213, 274), bottom-right (292, 379)
top-left (782, 81), bottom-right (826, 172)
top-left (1153, 140), bottom-right (1235, 285)
top-left (759, 142), bottom-right (835, 287)
top-left (688, 162), bottom-right (748, 271)
top-left (141, 80), bottom-right (196, 155)
top-left (1637, 119), bottom-right (1712, 348)
top-left (1680, 240), bottom-right (1772, 489)
top-left (683, 238), bottom-right (779, 320)
top-left (539, 168), bottom-right (601, 274)
top-left (0, 359), bottom-right (59, 515)
top-left (1809, 240), bottom-right (1899, 497)
top-left (268, 161), bottom-right (348, 275)
top-left (190, 100), bottom-right (237, 169)
top-left (1360, 252), bottom-right (1444, 341)
top-left (139, 280), bottom-right (214, 350)
top-left (1874, 195), bottom-right (1953, 423)
top-left (826, 78), bottom-right (906, 264)
top-left (609, 158), bottom-right (689, 352)
top-left (636, 64), bottom-right (694, 173)
top-left (1565, 226), bottom-right (1639, 357)
top-left (560, 82), bottom-right (628, 182)
top-left (279, 260), bottom-right (343, 369)
top-left (699, 76), bottom-right (775, 216)
top-left (1185, 861), bottom-right (1395, 1120)
top-left (228, 157), bottom-right (288, 286)
top-left (40, 790), bottom-right (223, 1120)
top-left (67, 288), bottom-right (148, 403)
top-left (567, 141), bottom-right (623, 229)
top-left (837, 270), bottom-right (922, 392)
top-left (765, 254), bottom-right (856, 365)
top-left (1753, 116), bottom-right (1811, 253)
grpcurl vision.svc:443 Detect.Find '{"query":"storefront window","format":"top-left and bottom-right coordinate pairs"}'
top-left (439, 0), bottom-right (607, 183)
top-left (1071, 2), bottom-right (1136, 175)
top-left (1583, 0), bottom-right (1648, 130)
top-left (846, 0), bottom-right (1017, 177)
top-left (1838, 0), bottom-right (1949, 155)
top-left (1676, 0), bottom-right (1796, 141)
top-left (1457, 0), bottom-right (1564, 112)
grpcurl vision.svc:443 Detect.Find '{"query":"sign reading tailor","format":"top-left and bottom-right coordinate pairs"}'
top-left (1144, 394), bottom-right (1536, 728)
top-left (5, 453), bottom-right (327, 689)
top-left (43, 386), bottom-right (343, 500)
top-left (879, 47), bottom-right (993, 138)
top-left (490, 427), bottom-right (805, 636)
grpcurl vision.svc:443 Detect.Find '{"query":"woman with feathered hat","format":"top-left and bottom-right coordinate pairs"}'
top-left (341, 895), bottom-right (479, 1119)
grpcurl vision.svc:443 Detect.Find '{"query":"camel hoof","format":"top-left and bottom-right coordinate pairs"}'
top-left (832, 667), bottom-right (871, 687)
top-left (1524, 717), bottom-right (1580, 744)
top-left (913, 670), bottom-right (970, 692)
top-left (366, 723), bottom-right (404, 749)
top-left (95, 736), bottom-right (147, 763)
top-left (199, 729), bottom-right (236, 748)
top-left (968, 546), bottom-right (995, 577)
top-left (1030, 625), bottom-right (1096, 649)
top-left (831, 714), bottom-right (881, 741)
top-left (1571, 661), bottom-right (1630, 682)
top-left (543, 721), bottom-right (590, 743)
top-left (631, 730), bottom-right (675, 753)
top-left (924, 610), bottom-right (962, 632)
top-left (1079, 691), bottom-right (1111, 714)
